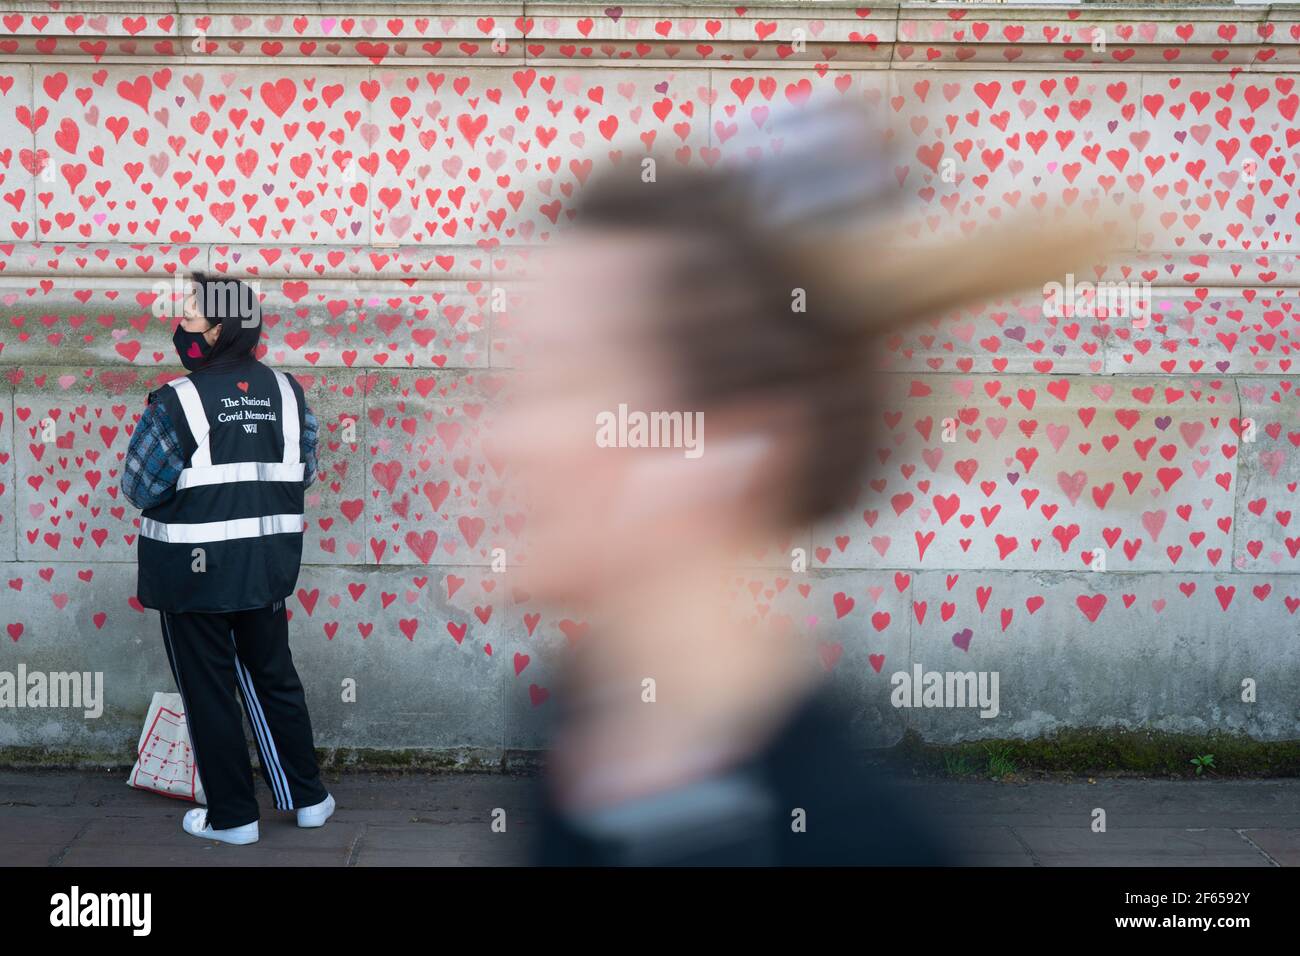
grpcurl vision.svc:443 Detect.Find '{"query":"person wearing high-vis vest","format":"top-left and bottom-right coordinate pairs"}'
top-left (122, 272), bottom-right (334, 845)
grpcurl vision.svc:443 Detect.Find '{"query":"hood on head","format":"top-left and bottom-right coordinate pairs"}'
top-left (191, 270), bottom-right (263, 370)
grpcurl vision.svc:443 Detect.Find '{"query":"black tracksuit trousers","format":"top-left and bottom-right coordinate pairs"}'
top-left (159, 600), bottom-right (329, 829)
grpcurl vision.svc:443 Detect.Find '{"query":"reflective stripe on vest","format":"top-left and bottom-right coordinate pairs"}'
top-left (169, 377), bottom-right (212, 467)
top-left (274, 369), bottom-right (300, 465)
top-left (139, 513), bottom-right (304, 544)
top-left (168, 370), bottom-right (301, 479)
top-left (177, 461), bottom-right (305, 491)
top-left (145, 369), bottom-right (304, 542)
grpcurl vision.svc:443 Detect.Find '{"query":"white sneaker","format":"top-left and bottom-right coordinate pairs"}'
top-left (297, 793), bottom-right (335, 828)
top-left (182, 808), bottom-right (259, 845)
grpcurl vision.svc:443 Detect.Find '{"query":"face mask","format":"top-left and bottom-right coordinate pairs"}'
top-left (173, 325), bottom-right (212, 371)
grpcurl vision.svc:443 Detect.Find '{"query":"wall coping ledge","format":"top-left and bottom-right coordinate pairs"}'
top-left (0, 3), bottom-right (1294, 69)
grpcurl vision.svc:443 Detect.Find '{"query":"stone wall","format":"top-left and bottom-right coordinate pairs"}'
top-left (1, 2), bottom-right (1298, 762)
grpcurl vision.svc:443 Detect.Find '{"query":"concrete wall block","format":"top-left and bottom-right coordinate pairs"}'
top-left (0, 276), bottom-right (491, 369)
top-left (11, 365), bottom-right (368, 565)
top-left (905, 569), bottom-right (1299, 744)
top-left (784, 569), bottom-right (914, 748)
top-left (0, 562), bottom-right (513, 756)
top-left (1105, 287), bottom-right (1300, 376)
top-left (883, 283), bottom-right (1298, 378)
top-left (0, 64), bottom-right (35, 241)
top-left (245, 276), bottom-right (492, 369)
top-left (1134, 74), bottom-right (1294, 253)
top-left (709, 69), bottom-right (890, 157)
top-left (502, 584), bottom-right (578, 750)
top-left (15, 365), bottom-right (149, 563)
top-left (1235, 377), bottom-right (1300, 572)
top-left (522, 4), bottom-right (896, 54)
top-left (366, 66), bottom-right (708, 245)
top-left (504, 568), bottom-right (915, 750)
top-left (0, 381), bottom-right (13, 562)
top-left (35, 65), bottom-right (377, 245)
top-left (871, 290), bottom-right (1105, 376)
top-left (287, 565), bottom-right (507, 752)
top-left (813, 374), bottom-right (1241, 573)
top-left (296, 369), bottom-right (368, 565)
top-left (0, 560), bottom-right (170, 753)
top-left (892, 71), bottom-right (1143, 251)
top-left (360, 368), bottom-right (506, 566)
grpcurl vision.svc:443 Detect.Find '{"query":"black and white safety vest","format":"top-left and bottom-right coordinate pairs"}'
top-left (136, 359), bottom-right (307, 613)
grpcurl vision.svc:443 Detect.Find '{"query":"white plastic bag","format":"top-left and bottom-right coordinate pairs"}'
top-left (127, 691), bottom-right (206, 805)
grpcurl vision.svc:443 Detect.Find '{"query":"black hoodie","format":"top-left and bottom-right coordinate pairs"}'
top-left (189, 270), bottom-right (264, 373)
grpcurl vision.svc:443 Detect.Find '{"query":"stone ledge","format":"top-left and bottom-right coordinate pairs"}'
top-left (0, 3), bottom-right (1294, 68)
top-left (0, 243), bottom-right (1292, 284)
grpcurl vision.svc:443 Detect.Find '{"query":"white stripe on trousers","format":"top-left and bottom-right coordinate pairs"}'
top-left (230, 630), bottom-right (295, 810)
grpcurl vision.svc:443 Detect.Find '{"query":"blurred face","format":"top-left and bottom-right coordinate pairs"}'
top-left (493, 230), bottom-right (775, 604)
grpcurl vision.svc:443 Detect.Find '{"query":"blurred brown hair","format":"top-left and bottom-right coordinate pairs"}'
top-left (569, 123), bottom-right (1115, 530)
top-left (573, 160), bottom-right (884, 529)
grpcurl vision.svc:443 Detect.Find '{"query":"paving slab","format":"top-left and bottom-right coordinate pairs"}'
top-left (2, 770), bottom-right (1297, 867)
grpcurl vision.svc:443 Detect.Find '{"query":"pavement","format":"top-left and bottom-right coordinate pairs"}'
top-left (0, 769), bottom-right (1297, 866)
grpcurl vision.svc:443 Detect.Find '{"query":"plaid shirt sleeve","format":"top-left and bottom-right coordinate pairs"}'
top-left (302, 405), bottom-right (319, 488)
top-left (121, 397), bottom-right (186, 511)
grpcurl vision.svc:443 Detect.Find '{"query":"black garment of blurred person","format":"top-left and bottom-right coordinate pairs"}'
top-left (531, 677), bottom-right (952, 866)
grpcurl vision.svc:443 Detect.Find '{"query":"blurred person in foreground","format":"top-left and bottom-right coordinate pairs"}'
top-left (495, 100), bottom-right (1114, 865)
